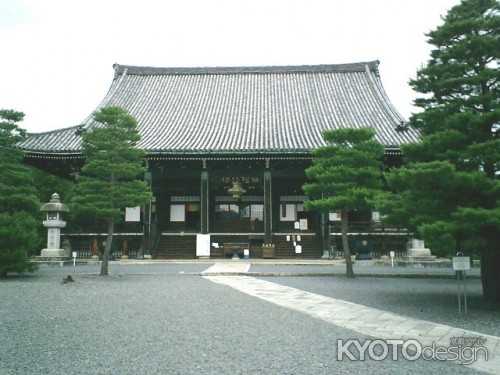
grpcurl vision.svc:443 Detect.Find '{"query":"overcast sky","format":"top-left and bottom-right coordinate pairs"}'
top-left (1, 0), bottom-right (461, 133)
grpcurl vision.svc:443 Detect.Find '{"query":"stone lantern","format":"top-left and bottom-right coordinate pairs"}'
top-left (40, 193), bottom-right (69, 258)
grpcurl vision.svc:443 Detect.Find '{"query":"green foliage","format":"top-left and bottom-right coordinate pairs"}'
top-left (304, 128), bottom-right (384, 278)
top-left (0, 213), bottom-right (38, 276)
top-left (71, 106), bottom-right (150, 275)
top-left (31, 167), bottom-right (74, 204)
top-left (378, 0), bottom-right (500, 267)
top-left (0, 109), bottom-right (39, 277)
top-left (303, 128), bottom-right (385, 212)
top-left (72, 107), bottom-right (151, 221)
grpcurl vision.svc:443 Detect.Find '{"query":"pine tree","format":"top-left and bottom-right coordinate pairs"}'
top-left (304, 128), bottom-right (385, 278)
top-left (380, 0), bottom-right (500, 301)
top-left (72, 107), bottom-right (151, 276)
top-left (0, 110), bottom-right (39, 277)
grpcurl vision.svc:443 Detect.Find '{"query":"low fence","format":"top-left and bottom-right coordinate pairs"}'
top-left (332, 249), bottom-right (407, 259)
top-left (71, 247), bottom-right (141, 259)
top-left (64, 235), bottom-right (143, 259)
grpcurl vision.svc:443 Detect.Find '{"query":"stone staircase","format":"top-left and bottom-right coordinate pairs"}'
top-left (154, 235), bottom-right (196, 259)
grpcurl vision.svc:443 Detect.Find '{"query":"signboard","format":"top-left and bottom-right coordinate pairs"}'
top-left (125, 207), bottom-right (141, 222)
top-left (453, 256), bottom-right (471, 271)
top-left (295, 245), bottom-right (302, 254)
top-left (72, 251), bottom-right (77, 271)
top-left (170, 204), bottom-right (185, 222)
top-left (294, 221), bottom-right (300, 230)
top-left (221, 176), bottom-right (261, 193)
top-left (196, 234), bottom-right (211, 257)
top-left (329, 212), bottom-right (341, 221)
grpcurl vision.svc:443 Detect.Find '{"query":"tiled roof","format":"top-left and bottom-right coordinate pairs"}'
top-left (20, 61), bottom-right (419, 155)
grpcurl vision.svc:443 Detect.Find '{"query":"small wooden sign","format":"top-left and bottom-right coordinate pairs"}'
top-left (453, 256), bottom-right (471, 271)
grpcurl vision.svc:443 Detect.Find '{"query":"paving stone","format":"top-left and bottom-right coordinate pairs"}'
top-left (206, 275), bottom-right (500, 374)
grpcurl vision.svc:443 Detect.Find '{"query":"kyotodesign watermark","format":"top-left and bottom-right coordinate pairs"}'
top-left (337, 337), bottom-right (488, 365)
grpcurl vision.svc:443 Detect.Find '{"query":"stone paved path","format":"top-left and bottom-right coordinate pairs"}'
top-left (201, 262), bottom-right (250, 274)
top-left (205, 275), bottom-right (500, 374)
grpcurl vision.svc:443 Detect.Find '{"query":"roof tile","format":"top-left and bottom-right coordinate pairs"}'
top-left (19, 61), bottom-right (419, 155)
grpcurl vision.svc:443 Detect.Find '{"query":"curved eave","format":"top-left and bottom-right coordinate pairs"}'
top-left (23, 146), bottom-right (402, 160)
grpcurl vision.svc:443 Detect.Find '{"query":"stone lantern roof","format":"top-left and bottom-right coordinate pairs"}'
top-left (40, 193), bottom-right (69, 212)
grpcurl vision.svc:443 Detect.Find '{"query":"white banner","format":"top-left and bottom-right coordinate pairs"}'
top-left (197, 234), bottom-right (211, 257)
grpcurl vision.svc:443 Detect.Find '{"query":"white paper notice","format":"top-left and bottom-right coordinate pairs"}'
top-left (125, 206), bottom-right (141, 222)
top-left (170, 204), bottom-right (185, 222)
top-left (299, 219), bottom-right (308, 231)
top-left (295, 245), bottom-right (302, 254)
top-left (197, 234), bottom-right (211, 257)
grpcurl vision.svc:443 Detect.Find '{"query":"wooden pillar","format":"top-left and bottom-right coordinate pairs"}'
top-left (200, 160), bottom-right (209, 234)
top-left (143, 160), bottom-right (153, 258)
top-left (264, 159), bottom-right (272, 242)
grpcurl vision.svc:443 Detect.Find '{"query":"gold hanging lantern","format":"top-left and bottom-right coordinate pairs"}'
top-left (227, 181), bottom-right (246, 200)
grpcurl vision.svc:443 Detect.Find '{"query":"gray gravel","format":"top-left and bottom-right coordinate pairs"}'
top-left (0, 268), bottom-right (484, 374)
top-left (31, 262), bottom-right (213, 276)
top-left (262, 276), bottom-right (500, 337)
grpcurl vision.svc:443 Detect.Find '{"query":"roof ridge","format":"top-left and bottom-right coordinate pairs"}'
top-left (112, 61), bottom-right (380, 76)
top-left (25, 124), bottom-right (82, 137)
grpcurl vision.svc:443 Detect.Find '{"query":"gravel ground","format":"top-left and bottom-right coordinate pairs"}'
top-left (262, 276), bottom-right (500, 337)
top-left (0, 269), bottom-right (483, 374)
top-left (250, 264), bottom-right (481, 277)
top-left (31, 263), bottom-right (213, 276)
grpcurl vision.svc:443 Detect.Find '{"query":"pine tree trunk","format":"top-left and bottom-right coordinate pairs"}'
top-left (100, 219), bottom-right (114, 276)
top-left (341, 210), bottom-right (354, 278)
top-left (481, 249), bottom-right (500, 303)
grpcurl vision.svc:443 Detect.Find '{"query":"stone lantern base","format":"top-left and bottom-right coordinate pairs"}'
top-left (404, 239), bottom-right (436, 262)
top-left (41, 248), bottom-right (70, 258)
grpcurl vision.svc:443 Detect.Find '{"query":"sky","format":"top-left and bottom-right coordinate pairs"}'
top-left (0, 0), bottom-right (461, 133)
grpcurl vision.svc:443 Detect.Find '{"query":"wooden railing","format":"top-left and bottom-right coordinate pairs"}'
top-left (329, 221), bottom-right (410, 234)
top-left (72, 248), bottom-right (141, 259)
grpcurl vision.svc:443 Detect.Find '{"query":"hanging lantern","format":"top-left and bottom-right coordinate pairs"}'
top-left (227, 181), bottom-right (246, 200)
